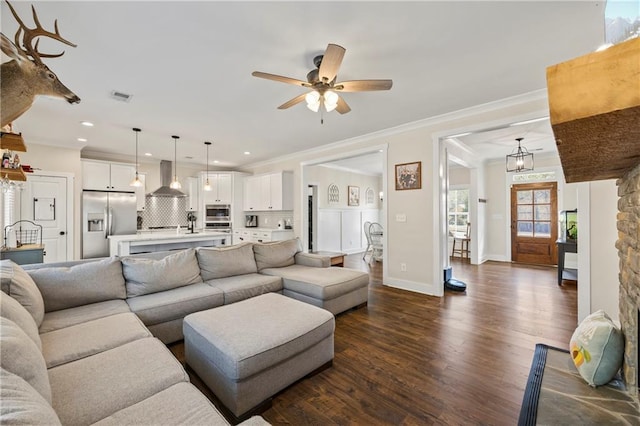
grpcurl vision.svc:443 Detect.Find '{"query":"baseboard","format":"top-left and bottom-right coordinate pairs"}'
top-left (384, 277), bottom-right (438, 296)
top-left (484, 254), bottom-right (509, 262)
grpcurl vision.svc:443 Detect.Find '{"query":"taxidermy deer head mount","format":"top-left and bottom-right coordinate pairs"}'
top-left (1, 1), bottom-right (80, 128)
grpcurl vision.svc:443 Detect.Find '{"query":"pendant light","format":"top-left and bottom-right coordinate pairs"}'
top-left (169, 135), bottom-right (182, 189)
top-left (203, 141), bottom-right (212, 191)
top-left (129, 127), bottom-right (143, 187)
top-left (506, 137), bottom-right (534, 173)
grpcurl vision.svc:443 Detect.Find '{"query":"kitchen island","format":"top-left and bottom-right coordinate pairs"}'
top-left (108, 231), bottom-right (230, 256)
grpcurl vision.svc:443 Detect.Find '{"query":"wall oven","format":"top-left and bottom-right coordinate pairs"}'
top-left (205, 204), bottom-right (230, 222)
top-left (205, 222), bottom-right (231, 233)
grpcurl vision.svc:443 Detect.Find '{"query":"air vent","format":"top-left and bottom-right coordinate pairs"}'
top-left (110, 90), bottom-right (133, 102)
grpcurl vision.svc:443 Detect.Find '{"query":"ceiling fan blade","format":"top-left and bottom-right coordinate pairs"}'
top-left (335, 96), bottom-right (351, 114)
top-left (335, 79), bottom-right (393, 92)
top-left (318, 43), bottom-right (345, 83)
top-left (278, 93), bottom-right (307, 110)
top-left (252, 71), bottom-right (309, 87)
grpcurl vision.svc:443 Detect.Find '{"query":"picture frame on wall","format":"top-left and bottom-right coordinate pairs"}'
top-left (348, 186), bottom-right (360, 206)
top-left (395, 161), bottom-right (422, 190)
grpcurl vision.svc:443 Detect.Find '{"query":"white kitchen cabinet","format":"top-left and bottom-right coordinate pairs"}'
top-left (243, 171), bottom-right (293, 211)
top-left (201, 173), bottom-right (232, 204)
top-left (186, 177), bottom-right (200, 212)
top-left (83, 160), bottom-right (136, 192)
top-left (135, 173), bottom-right (146, 211)
top-left (235, 228), bottom-right (294, 243)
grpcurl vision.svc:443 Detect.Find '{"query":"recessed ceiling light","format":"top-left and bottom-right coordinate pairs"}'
top-left (144, 153), bottom-right (152, 156)
top-left (77, 137), bottom-right (87, 142)
top-left (80, 121), bottom-right (94, 127)
top-left (244, 151), bottom-right (251, 155)
top-left (213, 160), bottom-right (220, 164)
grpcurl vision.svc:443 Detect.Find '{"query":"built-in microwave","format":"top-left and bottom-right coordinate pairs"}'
top-left (205, 204), bottom-right (230, 222)
top-left (205, 222), bottom-right (231, 233)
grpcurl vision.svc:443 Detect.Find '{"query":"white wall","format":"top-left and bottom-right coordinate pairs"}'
top-left (577, 180), bottom-right (619, 323)
top-left (307, 164), bottom-right (382, 253)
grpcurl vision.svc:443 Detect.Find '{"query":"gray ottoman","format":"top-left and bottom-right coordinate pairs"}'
top-left (260, 265), bottom-right (369, 315)
top-left (183, 293), bottom-right (334, 422)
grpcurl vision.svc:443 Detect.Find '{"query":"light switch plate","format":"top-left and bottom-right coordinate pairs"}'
top-left (396, 213), bottom-right (406, 222)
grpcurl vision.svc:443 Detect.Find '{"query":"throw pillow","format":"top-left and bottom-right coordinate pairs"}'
top-left (569, 310), bottom-right (624, 387)
top-left (0, 317), bottom-right (52, 403)
top-left (0, 368), bottom-right (61, 425)
top-left (122, 248), bottom-right (203, 297)
top-left (0, 291), bottom-right (41, 350)
top-left (197, 243), bottom-right (257, 281)
top-left (0, 260), bottom-right (45, 326)
top-left (253, 238), bottom-right (301, 271)
top-left (27, 257), bottom-right (126, 312)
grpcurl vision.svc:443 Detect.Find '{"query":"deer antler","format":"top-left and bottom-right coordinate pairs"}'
top-left (5, 0), bottom-right (76, 66)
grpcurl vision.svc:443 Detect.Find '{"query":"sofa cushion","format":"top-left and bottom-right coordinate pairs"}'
top-left (39, 300), bottom-right (131, 334)
top-left (92, 382), bottom-right (230, 426)
top-left (253, 238), bottom-right (301, 271)
top-left (205, 273), bottom-right (282, 304)
top-left (261, 264), bottom-right (369, 300)
top-left (48, 337), bottom-right (189, 426)
top-left (122, 248), bottom-right (203, 297)
top-left (570, 309), bottom-right (624, 386)
top-left (0, 291), bottom-right (41, 350)
top-left (26, 257), bottom-right (126, 312)
top-left (41, 313), bottom-right (152, 368)
top-left (0, 368), bottom-right (61, 426)
top-left (197, 243), bottom-right (257, 280)
top-left (0, 317), bottom-right (51, 403)
top-left (0, 260), bottom-right (45, 326)
top-left (126, 283), bottom-right (224, 326)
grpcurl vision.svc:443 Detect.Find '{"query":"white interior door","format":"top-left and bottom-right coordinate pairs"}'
top-left (21, 175), bottom-right (68, 263)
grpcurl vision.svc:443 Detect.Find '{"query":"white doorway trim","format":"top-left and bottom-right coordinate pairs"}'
top-left (299, 144), bottom-right (388, 279)
top-left (30, 171), bottom-right (74, 261)
top-left (432, 108), bottom-right (558, 296)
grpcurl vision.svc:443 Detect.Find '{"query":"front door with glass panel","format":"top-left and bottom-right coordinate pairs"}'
top-left (510, 182), bottom-right (557, 265)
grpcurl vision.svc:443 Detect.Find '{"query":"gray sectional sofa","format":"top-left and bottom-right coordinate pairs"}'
top-left (0, 238), bottom-right (369, 425)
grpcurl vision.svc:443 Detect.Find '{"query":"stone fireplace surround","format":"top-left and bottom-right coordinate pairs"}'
top-left (617, 163), bottom-right (640, 399)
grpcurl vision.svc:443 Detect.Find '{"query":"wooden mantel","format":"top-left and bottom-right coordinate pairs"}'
top-left (546, 37), bottom-right (640, 183)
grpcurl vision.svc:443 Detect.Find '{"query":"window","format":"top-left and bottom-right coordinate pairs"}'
top-left (448, 189), bottom-right (469, 234)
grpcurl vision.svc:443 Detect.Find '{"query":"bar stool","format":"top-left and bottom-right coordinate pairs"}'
top-left (451, 222), bottom-right (470, 260)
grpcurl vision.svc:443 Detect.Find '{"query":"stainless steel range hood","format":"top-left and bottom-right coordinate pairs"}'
top-left (149, 160), bottom-right (187, 197)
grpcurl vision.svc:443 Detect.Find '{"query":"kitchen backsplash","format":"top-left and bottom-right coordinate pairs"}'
top-left (139, 196), bottom-right (189, 229)
top-left (253, 211), bottom-right (293, 229)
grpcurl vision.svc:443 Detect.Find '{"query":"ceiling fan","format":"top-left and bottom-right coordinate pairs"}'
top-left (252, 44), bottom-right (392, 119)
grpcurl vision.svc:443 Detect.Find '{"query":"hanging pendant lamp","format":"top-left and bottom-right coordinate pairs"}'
top-left (170, 135), bottom-right (182, 189)
top-left (203, 141), bottom-right (212, 191)
top-left (129, 128), bottom-right (143, 187)
top-left (506, 137), bottom-right (534, 173)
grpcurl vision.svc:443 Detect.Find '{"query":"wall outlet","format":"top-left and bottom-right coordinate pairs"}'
top-left (396, 213), bottom-right (407, 222)
top-left (400, 263), bottom-right (407, 272)
top-left (265, 218), bottom-right (269, 224)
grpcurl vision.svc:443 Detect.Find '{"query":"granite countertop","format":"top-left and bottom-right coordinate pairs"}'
top-left (235, 228), bottom-right (294, 232)
top-left (108, 231), bottom-right (229, 242)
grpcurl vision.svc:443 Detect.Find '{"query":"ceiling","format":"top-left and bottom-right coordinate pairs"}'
top-left (1, 1), bottom-right (605, 169)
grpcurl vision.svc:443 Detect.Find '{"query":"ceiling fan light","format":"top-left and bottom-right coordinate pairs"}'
top-left (306, 101), bottom-right (320, 112)
top-left (324, 90), bottom-right (338, 105)
top-left (305, 91), bottom-right (320, 104)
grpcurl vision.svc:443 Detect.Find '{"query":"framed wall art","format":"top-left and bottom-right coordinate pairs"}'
top-left (348, 186), bottom-right (360, 206)
top-left (395, 161), bottom-right (422, 190)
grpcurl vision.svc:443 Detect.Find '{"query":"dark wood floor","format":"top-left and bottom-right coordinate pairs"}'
top-left (172, 255), bottom-right (577, 425)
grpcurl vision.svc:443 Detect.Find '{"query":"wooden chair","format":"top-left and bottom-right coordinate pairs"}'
top-left (451, 222), bottom-right (471, 261)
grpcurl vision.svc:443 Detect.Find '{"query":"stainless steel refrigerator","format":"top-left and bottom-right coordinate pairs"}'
top-left (82, 191), bottom-right (137, 258)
